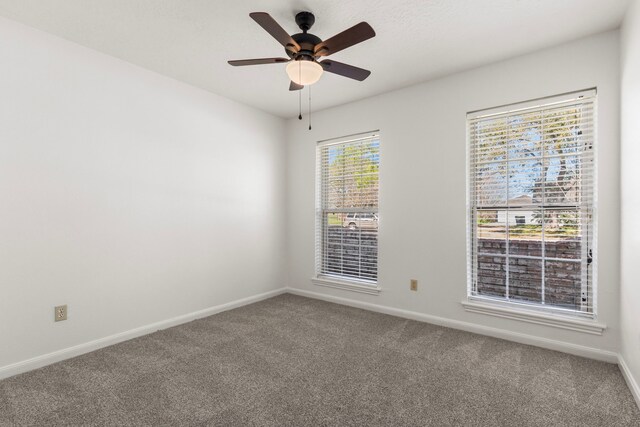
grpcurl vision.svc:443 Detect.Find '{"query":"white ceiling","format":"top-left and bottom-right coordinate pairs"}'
top-left (0, 0), bottom-right (630, 118)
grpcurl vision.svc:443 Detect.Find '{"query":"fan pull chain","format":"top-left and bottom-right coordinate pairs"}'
top-left (308, 84), bottom-right (312, 130)
top-left (298, 61), bottom-right (302, 120)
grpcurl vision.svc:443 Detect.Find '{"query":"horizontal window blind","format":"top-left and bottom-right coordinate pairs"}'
top-left (468, 90), bottom-right (596, 317)
top-left (316, 133), bottom-right (380, 284)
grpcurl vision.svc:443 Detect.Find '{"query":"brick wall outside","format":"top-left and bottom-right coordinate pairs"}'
top-left (321, 227), bottom-right (584, 310)
top-left (323, 227), bottom-right (377, 281)
top-left (476, 238), bottom-right (583, 309)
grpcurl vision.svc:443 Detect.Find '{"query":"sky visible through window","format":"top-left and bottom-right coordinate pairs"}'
top-left (476, 115), bottom-right (581, 204)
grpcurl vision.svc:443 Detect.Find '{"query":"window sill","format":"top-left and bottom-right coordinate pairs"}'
top-left (461, 299), bottom-right (606, 335)
top-left (311, 277), bottom-right (381, 295)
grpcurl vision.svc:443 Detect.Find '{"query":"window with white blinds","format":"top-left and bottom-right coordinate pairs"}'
top-left (467, 90), bottom-right (596, 317)
top-left (316, 133), bottom-right (380, 284)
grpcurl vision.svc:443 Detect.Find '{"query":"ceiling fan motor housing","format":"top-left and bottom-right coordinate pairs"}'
top-left (288, 33), bottom-right (321, 60)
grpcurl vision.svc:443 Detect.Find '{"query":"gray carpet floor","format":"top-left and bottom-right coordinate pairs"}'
top-left (0, 294), bottom-right (638, 426)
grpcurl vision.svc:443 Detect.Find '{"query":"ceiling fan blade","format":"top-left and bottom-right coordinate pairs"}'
top-left (250, 12), bottom-right (300, 53)
top-left (289, 81), bottom-right (304, 91)
top-left (314, 22), bottom-right (375, 57)
top-left (320, 60), bottom-right (371, 81)
top-left (228, 57), bottom-right (290, 66)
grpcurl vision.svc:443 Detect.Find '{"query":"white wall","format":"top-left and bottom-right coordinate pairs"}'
top-left (286, 31), bottom-right (620, 355)
top-left (0, 17), bottom-right (286, 369)
top-left (620, 0), bottom-right (640, 400)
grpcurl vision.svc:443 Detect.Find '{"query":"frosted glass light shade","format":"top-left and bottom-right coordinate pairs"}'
top-left (286, 60), bottom-right (323, 85)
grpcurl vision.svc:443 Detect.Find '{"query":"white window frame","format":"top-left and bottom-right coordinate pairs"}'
top-left (313, 131), bottom-right (381, 295)
top-left (463, 89), bottom-right (606, 334)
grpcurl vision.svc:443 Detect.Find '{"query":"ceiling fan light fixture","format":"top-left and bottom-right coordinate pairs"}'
top-left (286, 60), bottom-right (323, 86)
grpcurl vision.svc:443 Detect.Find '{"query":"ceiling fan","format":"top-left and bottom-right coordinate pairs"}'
top-left (228, 11), bottom-right (375, 91)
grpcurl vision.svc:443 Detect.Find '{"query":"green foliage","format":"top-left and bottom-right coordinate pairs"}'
top-left (508, 224), bottom-right (579, 237)
top-left (328, 142), bottom-right (379, 208)
top-left (326, 213), bottom-right (342, 226)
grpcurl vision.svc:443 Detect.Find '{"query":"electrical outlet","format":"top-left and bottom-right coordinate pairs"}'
top-left (410, 279), bottom-right (418, 291)
top-left (55, 305), bottom-right (67, 322)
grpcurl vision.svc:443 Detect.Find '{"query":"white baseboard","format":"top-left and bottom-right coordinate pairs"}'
top-left (286, 287), bottom-right (619, 363)
top-left (0, 287), bottom-right (287, 380)
top-left (618, 354), bottom-right (640, 409)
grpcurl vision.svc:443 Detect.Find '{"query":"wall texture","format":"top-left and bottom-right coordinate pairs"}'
top-left (286, 31), bottom-right (620, 354)
top-left (620, 0), bottom-right (640, 402)
top-left (0, 16), bottom-right (286, 369)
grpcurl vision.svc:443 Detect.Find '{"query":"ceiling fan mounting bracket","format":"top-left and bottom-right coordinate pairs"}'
top-left (295, 11), bottom-right (315, 32)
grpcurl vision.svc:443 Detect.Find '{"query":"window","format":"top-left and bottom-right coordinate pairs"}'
top-left (467, 90), bottom-right (596, 318)
top-left (316, 133), bottom-right (380, 288)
